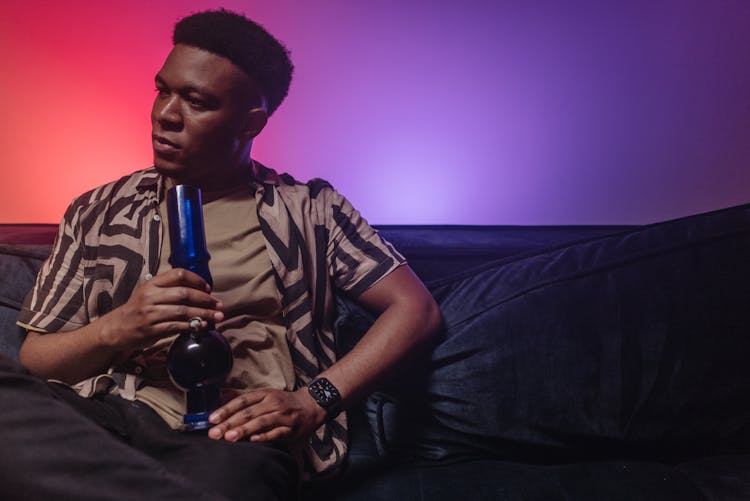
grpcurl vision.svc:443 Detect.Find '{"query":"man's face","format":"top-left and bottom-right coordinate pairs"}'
top-left (151, 44), bottom-right (257, 185)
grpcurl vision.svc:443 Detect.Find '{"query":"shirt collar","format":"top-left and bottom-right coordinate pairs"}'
top-left (250, 160), bottom-right (281, 187)
top-left (134, 168), bottom-right (161, 202)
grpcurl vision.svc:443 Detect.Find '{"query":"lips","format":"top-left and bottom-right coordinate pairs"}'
top-left (152, 134), bottom-right (181, 154)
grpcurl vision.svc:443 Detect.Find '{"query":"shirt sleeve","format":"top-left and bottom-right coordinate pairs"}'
top-left (16, 201), bottom-right (88, 333)
top-left (324, 187), bottom-right (406, 297)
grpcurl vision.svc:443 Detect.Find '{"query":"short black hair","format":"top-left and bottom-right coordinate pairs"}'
top-left (173, 9), bottom-right (293, 116)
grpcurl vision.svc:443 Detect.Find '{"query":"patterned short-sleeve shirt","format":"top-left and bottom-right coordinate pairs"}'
top-left (18, 161), bottom-right (406, 476)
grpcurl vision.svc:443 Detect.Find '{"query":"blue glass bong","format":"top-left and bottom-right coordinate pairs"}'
top-left (165, 185), bottom-right (233, 432)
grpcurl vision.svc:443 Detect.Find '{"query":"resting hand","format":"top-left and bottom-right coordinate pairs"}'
top-left (207, 388), bottom-right (327, 445)
top-left (101, 268), bottom-right (224, 352)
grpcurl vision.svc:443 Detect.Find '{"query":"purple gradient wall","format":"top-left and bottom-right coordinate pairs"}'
top-left (1, 1), bottom-right (748, 224)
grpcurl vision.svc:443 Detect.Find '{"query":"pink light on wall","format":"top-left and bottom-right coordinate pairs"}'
top-left (1, 1), bottom-right (749, 225)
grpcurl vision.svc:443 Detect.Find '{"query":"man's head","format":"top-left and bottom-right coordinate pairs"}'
top-left (151, 10), bottom-right (293, 189)
top-left (172, 9), bottom-right (293, 116)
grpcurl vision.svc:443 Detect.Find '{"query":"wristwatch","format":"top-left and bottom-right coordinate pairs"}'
top-left (307, 377), bottom-right (343, 418)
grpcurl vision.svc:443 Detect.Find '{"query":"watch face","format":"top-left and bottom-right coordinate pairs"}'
top-left (309, 378), bottom-right (341, 409)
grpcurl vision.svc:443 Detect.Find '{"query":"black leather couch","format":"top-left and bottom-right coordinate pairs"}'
top-left (2, 203), bottom-right (750, 501)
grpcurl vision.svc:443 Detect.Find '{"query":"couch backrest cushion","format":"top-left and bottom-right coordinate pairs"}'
top-left (337, 203), bottom-right (750, 462)
top-left (0, 242), bottom-right (52, 360)
top-left (376, 225), bottom-right (629, 283)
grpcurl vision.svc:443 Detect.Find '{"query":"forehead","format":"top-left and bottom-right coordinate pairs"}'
top-left (157, 44), bottom-right (250, 96)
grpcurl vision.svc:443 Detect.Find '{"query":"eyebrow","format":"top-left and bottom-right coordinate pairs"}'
top-left (154, 74), bottom-right (214, 99)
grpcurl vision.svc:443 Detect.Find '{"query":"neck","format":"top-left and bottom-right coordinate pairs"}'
top-left (168, 141), bottom-right (254, 193)
top-left (166, 160), bottom-right (253, 195)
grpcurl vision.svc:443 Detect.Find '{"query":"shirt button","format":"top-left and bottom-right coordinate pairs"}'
top-left (134, 366), bottom-right (143, 375)
top-left (153, 214), bottom-right (161, 222)
top-left (144, 273), bottom-right (153, 280)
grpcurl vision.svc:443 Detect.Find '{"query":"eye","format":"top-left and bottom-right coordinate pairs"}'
top-left (187, 96), bottom-right (207, 110)
top-left (154, 87), bottom-right (169, 98)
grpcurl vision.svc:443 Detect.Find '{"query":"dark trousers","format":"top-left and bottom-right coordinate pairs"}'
top-left (0, 355), bottom-right (298, 501)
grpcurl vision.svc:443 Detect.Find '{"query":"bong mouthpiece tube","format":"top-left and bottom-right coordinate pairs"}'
top-left (166, 184), bottom-right (213, 287)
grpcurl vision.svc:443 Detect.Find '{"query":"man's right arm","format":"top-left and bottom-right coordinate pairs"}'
top-left (19, 269), bottom-right (225, 385)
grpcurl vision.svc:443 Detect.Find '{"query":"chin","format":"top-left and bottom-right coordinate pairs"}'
top-left (153, 155), bottom-right (186, 177)
top-left (153, 160), bottom-right (205, 189)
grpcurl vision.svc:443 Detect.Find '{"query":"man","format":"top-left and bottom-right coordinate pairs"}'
top-left (3, 9), bottom-right (441, 501)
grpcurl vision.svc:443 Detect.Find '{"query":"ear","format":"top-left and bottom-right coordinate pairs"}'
top-left (241, 107), bottom-right (268, 139)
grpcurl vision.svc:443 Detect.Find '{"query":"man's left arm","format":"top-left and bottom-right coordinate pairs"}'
top-left (207, 264), bottom-right (441, 444)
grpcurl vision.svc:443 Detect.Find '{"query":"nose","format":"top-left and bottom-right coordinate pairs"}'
top-left (152, 94), bottom-right (182, 130)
